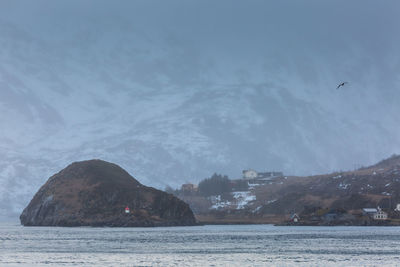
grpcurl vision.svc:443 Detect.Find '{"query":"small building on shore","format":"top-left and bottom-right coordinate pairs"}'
top-left (362, 208), bottom-right (378, 216)
top-left (373, 208), bottom-right (388, 220)
top-left (362, 207), bottom-right (388, 220)
top-left (290, 213), bottom-right (300, 223)
top-left (323, 213), bottom-right (338, 222)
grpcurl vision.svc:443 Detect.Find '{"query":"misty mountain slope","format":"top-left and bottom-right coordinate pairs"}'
top-left (1, 2), bottom-right (400, 219)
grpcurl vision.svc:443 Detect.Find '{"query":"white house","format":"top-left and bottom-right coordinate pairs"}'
top-left (395, 204), bottom-right (400, 211)
top-left (363, 207), bottom-right (388, 220)
top-left (242, 169), bottom-right (258, 180)
top-left (373, 207), bottom-right (388, 220)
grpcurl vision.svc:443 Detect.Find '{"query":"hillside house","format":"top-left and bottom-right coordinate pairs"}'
top-left (257, 172), bottom-right (284, 179)
top-left (243, 169), bottom-right (284, 183)
top-left (181, 183), bottom-right (198, 193)
top-left (242, 169), bottom-right (258, 180)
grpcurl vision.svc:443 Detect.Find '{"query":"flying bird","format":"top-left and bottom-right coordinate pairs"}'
top-left (336, 82), bottom-right (348, 89)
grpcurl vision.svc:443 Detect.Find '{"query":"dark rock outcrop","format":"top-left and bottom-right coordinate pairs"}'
top-left (20, 160), bottom-right (196, 227)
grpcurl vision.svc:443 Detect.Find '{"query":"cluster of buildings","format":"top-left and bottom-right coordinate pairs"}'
top-left (242, 169), bottom-right (283, 182)
top-left (362, 207), bottom-right (388, 220)
top-left (359, 204), bottom-right (400, 220)
top-left (180, 169), bottom-right (284, 193)
top-left (290, 204), bottom-right (400, 223)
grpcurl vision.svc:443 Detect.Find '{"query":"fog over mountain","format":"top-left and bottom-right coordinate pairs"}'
top-left (1, 0), bottom-right (400, 218)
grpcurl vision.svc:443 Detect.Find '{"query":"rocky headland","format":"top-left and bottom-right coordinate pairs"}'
top-left (20, 160), bottom-right (196, 227)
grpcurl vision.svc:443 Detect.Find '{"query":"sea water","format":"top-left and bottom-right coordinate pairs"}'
top-left (1, 224), bottom-right (400, 266)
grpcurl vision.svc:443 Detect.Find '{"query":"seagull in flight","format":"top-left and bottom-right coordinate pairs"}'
top-left (336, 82), bottom-right (348, 89)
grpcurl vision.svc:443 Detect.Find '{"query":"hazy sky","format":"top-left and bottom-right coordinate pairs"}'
top-left (2, 1), bottom-right (399, 85)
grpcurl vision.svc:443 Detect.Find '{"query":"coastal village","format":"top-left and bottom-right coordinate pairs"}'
top-left (170, 155), bottom-right (400, 225)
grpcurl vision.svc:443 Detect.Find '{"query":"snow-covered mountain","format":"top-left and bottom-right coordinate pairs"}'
top-left (1, 1), bottom-right (400, 219)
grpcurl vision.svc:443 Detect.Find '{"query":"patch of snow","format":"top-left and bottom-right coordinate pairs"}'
top-left (253, 206), bottom-right (262, 213)
top-left (385, 183), bottom-right (391, 187)
top-left (210, 200), bottom-right (231, 210)
top-left (382, 192), bottom-right (392, 196)
top-left (338, 182), bottom-right (350, 189)
top-left (208, 195), bottom-right (221, 203)
top-left (332, 175), bottom-right (342, 179)
top-left (209, 192), bottom-right (256, 210)
top-left (209, 195), bottom-right (232, 210)
top-left (232, 191), bottom-right (256, 209)
top-left (266, 199), bottom-right (277, 204)
top-left (248, 182), bottom-right (261, 189)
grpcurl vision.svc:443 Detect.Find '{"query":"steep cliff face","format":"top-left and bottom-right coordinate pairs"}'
top-left (20, 160), bottom-right (196, 226)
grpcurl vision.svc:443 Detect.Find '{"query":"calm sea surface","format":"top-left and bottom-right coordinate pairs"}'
top-left (1, 224), bottom-right (400, 266)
